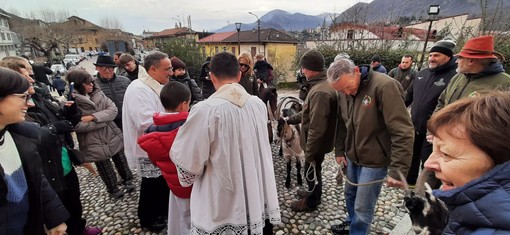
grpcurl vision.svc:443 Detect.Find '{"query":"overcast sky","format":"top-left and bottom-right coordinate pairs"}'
top-left (1, 0), bottom-right (371, 34)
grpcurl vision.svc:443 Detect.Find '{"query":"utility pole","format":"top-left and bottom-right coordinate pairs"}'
top-left (248, 12), bottom-right (261, 54)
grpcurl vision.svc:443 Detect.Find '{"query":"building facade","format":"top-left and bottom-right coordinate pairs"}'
top-left (0, 12), bottom-right (17, 59)
top-left (199, 28), bottom-right (299, 82)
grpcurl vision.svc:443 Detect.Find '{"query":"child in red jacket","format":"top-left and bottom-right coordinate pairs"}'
top-left (138, 81), bottom-right (191, 234)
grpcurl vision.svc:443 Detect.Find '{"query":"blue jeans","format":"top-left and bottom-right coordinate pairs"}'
top-left (344, 158), bottom-right (387, 235)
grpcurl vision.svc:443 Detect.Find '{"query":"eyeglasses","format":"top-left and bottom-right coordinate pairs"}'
top-left (11, 93), bottom-right (31, 103)
top-left (99, 67), bottom-right (114, 71)
top-left (239, 63), bottom-right (250, 68)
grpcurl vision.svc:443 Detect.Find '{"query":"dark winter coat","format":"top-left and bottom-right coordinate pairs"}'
top-left (1, 122), bottom-right (69, 235)
top-left (138, 112), bottom-right (192, 198)
top-left (239, 72), bottom-right (259, 96)
top-left (388, 66), bottom-right (417, 92)
top-left (336, 67), bottom-right (414, 179)
top-left (51, 76), bottom-right (66, 91)
top-left (172, 74), bottom-right (204, 105)
top-left (372, 64), bottom-right (387, 74)
top-left (95, 74), bottom-right (131, 129)
top-left (26, 92), bottom-right (82, 193)
top-left (434, 161), bottom-right (510, 234)
top-left (405, 58), bottom-right (457, 134)
top-left (32, 64), bottom-right (53, 86)
top-left (199, 62), bottom-right (215, 99)
top-left (254, 60), bottom-right (274, 83)
top-left (74, 86), bottom-right (124, 162)
top-left (288, 71), bottom-right (338, 162)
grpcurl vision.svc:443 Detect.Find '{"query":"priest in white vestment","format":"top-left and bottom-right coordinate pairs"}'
top-left (122, 51), bottom-right (172, 231)
top-left (171, 52), bottom-right (281, 235)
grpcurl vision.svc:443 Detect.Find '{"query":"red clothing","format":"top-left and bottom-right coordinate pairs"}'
top-left (137, 112), bottom-right (191, 198)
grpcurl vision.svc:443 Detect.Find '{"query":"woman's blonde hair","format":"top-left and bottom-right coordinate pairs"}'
top-left (237, 53), bottom-right (253, 75)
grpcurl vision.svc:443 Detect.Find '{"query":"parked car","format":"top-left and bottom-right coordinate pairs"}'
top-left (50, 64), bottom-right (66, 74)
top-left (63, 54), bottom-right (81, 66)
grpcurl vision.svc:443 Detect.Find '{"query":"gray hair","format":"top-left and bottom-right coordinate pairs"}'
top-left (144, 51), bottom-right (168, 71)
top-left (327, 59), bottom-right (356, 83)
top-left (334, 52), bottom-right (350, 61)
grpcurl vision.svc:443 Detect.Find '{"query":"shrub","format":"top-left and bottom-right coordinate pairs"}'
top-left (157, 37), bottom-right (205, 80)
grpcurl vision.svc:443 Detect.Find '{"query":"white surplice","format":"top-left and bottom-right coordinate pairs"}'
top-left (170, 83), bottom-right (281, 235)
top-left (122, 67), bottom-right (164, 177)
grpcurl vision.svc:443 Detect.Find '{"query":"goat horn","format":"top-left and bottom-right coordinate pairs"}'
top-left (415, 168), bottom-right (430, 197)
top-left (398, 170), bottom-right (410, 191)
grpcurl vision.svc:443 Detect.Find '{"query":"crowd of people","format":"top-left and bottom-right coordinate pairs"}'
top-left (1, 34), bottom-right (509, 235)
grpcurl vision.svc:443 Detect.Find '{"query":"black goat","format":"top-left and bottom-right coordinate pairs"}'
top-left (400, 169), bottom-right (449, 235)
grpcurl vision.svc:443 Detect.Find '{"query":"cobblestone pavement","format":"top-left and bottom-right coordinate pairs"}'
top-left (76, 145), bottom-right (410, 235)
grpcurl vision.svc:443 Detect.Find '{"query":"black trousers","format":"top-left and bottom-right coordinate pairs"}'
top-left (138, 176), bottom-right (170, 227)
top-left (305, 155), bottom-right (324, 208)
top-left (58, 168), bottom-right (86, 235)
top-left (406, 132), bottom-right (440, 188)
top-left (95, 151), bottom-right (133, 193)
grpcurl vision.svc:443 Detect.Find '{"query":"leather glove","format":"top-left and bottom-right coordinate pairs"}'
top-left (52, 120), bottom-right (74, 134)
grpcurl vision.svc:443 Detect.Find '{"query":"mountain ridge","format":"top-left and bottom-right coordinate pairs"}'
top-left (214, 9), bottom-right (332, 32)
top-left (214, 1), bottom-right (510, 33)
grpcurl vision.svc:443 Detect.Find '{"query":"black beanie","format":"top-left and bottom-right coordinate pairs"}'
top-left (430, 39), bottom-right (456, 57)
top-left (300, 50), bottom-right (325, 72)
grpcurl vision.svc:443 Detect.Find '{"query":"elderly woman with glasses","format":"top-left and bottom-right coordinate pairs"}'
top-left (423, 91), bottom-right (510, 234)
top-left (237, 53), bottom-right (259, 96)
top-left (0, 67), bottom-right (69, 235)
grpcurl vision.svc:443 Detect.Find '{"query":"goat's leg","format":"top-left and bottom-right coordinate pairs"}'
top-left (285, 161), bottom-right (292, 189)
top-left (296, 160), bottom-right (303, 186)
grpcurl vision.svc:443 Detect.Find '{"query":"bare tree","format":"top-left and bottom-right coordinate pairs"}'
top-left (9, 9), bottom-right (86, 62)
top-left (100, 16), bottom-right (124, 30)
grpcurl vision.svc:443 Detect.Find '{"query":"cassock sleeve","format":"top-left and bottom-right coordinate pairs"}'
top-left (170, 103), bottom-right (213, 187)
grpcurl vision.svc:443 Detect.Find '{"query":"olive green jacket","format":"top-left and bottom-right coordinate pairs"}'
top-left (288, 71), bottom-right (338, 162)
top-left (335, 69), bottom-right (414, 179)
top-left (435, 69), bottom-right (510, 112)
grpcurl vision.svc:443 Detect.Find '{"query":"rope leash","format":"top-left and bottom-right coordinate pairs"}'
top-left (337, 163), bottom-right (387, 187)
top-left (302, 162), bottom-right (318, 193)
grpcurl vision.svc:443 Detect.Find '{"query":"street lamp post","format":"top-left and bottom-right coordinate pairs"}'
top-left (248, 12), bottom-right (261, 54)
top-left (418, 5), bottom-right (440, 71)
top-left (235, 22), bottom-right (242, 55)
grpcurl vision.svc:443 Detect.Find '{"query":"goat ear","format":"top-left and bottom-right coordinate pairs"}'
top-left (424, 183), bottom-right (437, 203)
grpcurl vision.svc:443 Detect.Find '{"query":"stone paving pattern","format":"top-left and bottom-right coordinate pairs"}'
top-left (76, 146), bottom-right (411, 235)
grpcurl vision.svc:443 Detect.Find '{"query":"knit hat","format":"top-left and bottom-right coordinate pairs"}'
top-left (455, 35), bottom-right (501, 59)
top-left (300, 50), bottom-right (325, 72)
top-left (430, 39), bottom-right (456, 57)
top-left (334, 52), bottom-right (350, 61)
top-left (371, 55), bottom-right (381, 62)
top-left (170, 57), bottom-right (186, 71)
